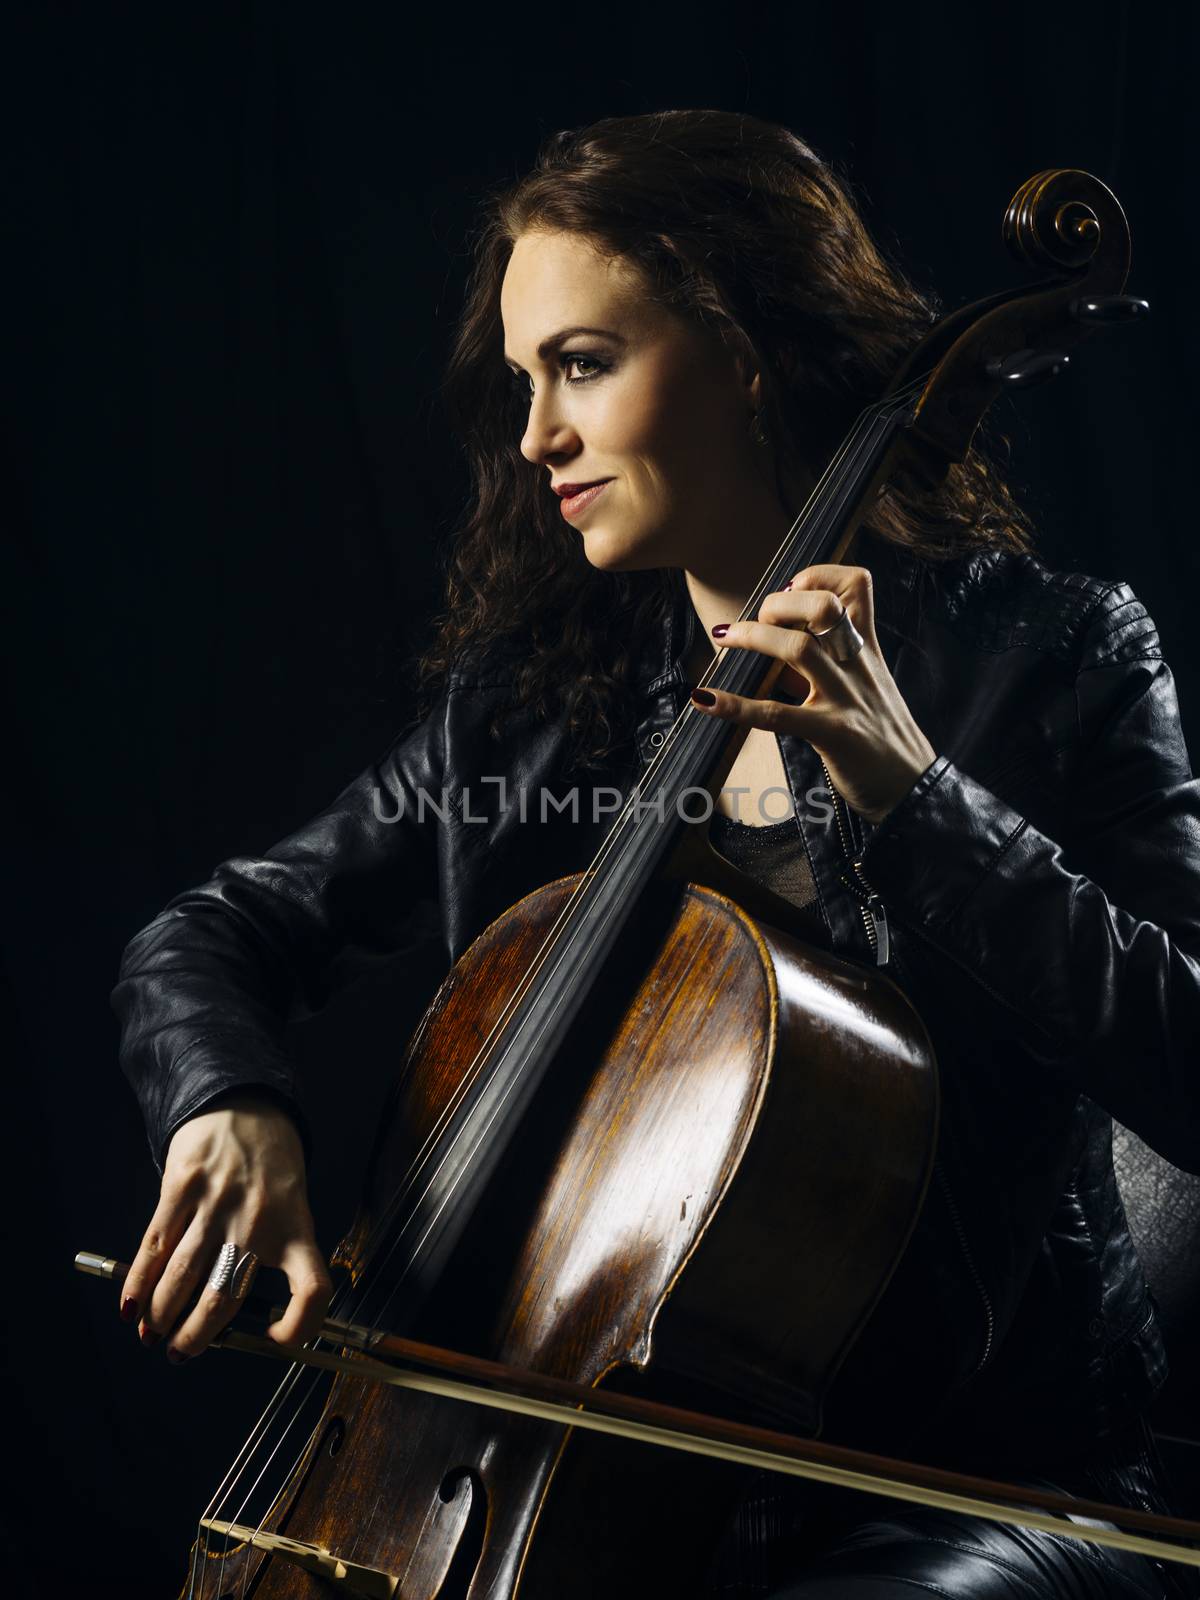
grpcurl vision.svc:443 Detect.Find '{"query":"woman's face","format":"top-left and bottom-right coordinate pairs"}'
top-left (500, 228), bottom-right (798, 577)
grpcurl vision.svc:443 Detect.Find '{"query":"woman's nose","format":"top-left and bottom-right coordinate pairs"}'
top-left (520, 392), bottom-right (579, 465)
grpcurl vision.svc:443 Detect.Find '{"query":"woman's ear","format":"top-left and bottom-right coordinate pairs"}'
top-left (739, 360), bottom-right (766, 427)
top-left (724, 328), bottom-right (765, 415)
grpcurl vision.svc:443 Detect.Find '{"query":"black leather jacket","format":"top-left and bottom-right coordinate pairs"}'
top-left (111, 530), bottom-right (1200, 1470)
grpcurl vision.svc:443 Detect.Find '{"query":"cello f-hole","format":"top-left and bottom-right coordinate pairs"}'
top-left (435, 1468), bottom-right (487, 1600)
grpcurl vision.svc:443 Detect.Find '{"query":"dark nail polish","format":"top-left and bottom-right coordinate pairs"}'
top-left (140, 1326), bottom-right (160, 1347)
top-left (784, 581), bottom-right (793, 590)
top-left (711, 623), bottom-right (730, 638)
top-left (166, 1347), bottom-right (189, 1365)
top-left (692, 689), bottom-right (716, 707)
top-left (120, 1297), bottom-right (139, 1324)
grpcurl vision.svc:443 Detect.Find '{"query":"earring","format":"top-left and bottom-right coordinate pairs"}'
top-left (748, 407), bottom-right (769, 446)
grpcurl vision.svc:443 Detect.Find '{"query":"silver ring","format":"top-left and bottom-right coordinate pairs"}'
top-left (807, 604), bottom-right (865, 663)
top-left (207, 1242), bottom-right (259, 1301)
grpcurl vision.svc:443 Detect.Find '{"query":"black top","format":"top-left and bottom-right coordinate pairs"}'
top-left (708, 810), bottom-right (823, 928)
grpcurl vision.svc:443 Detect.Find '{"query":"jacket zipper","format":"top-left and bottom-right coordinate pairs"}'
top-left (818, 753), bottom-right (890, 966)
top-left (934, 1159), bottom-right (995, 1379)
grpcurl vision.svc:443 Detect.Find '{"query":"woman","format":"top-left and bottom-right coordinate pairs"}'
top-left (111, 111), bottom-right (1200, 1597)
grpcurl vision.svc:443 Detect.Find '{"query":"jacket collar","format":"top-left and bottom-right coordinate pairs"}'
top-left (638, 567), bottom-right (696, 698)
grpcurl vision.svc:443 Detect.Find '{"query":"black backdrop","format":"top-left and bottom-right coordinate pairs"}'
top-left (3, 3), bottom-right (1197, 1593)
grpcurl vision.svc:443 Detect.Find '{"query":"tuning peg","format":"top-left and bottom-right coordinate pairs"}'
top-left (985, 348), bottom-right (1071, 388)
top-left (1068, 294), bottom-right (1151, 323)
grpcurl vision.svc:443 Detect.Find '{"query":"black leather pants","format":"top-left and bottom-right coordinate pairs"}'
top-left (763, 1473), bottom-right (1178, 1600)
top-left (709, 1420), bottom-right (1198, 1600)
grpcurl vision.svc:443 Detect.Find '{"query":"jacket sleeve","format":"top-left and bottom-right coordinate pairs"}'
top-left (111, 691), bottom-right (448, 1172)
top-left (858, 582), bottom-right (1200, 1173)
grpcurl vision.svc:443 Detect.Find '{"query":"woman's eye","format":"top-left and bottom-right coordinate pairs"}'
top-left (510, 353), bottom-right (608, 402)
top-left (562, 352), bottom-right (606, 383)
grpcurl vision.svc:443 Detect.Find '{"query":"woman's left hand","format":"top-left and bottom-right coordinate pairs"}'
top-left (690, 563), bottom-right (937, 825)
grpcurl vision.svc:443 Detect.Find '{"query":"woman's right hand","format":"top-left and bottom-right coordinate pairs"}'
top-left (121, 1089), bottom-right (333, 1362)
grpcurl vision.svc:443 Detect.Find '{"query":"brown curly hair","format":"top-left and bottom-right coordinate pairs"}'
top-left (421, 109), bottom-right (1034, 773)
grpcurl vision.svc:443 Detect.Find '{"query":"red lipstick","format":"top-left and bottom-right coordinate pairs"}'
top-left (557, 480), bottom-right (612, 520)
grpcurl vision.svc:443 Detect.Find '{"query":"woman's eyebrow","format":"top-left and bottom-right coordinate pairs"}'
top-left (504, 326), bottom-right (627, 370)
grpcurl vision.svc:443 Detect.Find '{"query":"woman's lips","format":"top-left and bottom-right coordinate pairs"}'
top-left (559, 480), bottom-right (611, 520)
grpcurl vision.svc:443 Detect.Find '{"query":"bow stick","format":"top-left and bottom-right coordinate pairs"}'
top-left (76, 1250), bottom-right (1200, 1572)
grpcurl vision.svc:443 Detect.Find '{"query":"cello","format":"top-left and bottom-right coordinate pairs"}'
top-left (82, 168), bottom-right (1196, 1595)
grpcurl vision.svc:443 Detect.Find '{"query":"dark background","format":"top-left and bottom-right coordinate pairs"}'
top-left (2, 2), bottom-right (1197, 1592)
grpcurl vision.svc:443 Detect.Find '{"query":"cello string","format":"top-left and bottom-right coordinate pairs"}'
top-left (230, 1356), bottom-right (354, 1600)
top-left (192, 1174), bottom-right (394, 1594)
top-left (193, 1253), bottom-right (379, 1600)
top-left (200, 377), bottom-right (926, 1567)
top-left (191, 1188), bottom-right (396, 1594)
top-left (190, 1358), bottom-right (316, 1599)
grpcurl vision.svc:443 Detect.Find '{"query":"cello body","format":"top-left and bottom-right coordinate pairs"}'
top-left (203, 862), bottom-right (937, 1600)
